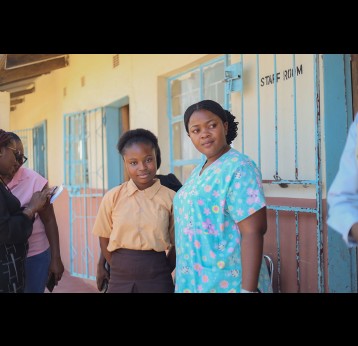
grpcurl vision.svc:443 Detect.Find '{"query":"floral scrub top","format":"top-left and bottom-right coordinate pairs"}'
top-left (173, 148), bottom-right (272, 293)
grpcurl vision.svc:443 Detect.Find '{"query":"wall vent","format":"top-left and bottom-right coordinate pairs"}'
top-left (113, 54), bottom-right (119, 68)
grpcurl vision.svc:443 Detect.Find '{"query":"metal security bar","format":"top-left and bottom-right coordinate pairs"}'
top-left (167, 54), bottom-right (322, 292)
top-left (13, 127), bottom-right (34, 169)
top-left (64, 108), bottom-right (107, 280)
top-left (14, 120), bottom-right (48, 178)
top-left (167, 55), bottom-right (230, 183)
top-left (245, 54), bottom-right (322, 292)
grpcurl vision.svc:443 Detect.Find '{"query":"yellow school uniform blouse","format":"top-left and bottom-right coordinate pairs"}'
top-left (92, 178), bottom-right (175, 252)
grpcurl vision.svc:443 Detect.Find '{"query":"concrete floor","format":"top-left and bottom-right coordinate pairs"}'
top-left (45, 270), bottom-right (99, 293)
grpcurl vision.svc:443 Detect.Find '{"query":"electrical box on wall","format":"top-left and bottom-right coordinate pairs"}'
top-left (225, 62), bottom-right (242, 94)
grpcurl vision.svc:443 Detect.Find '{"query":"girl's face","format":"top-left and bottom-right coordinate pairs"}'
top-left (0, 140), bottom-right (20, 178)
top-left (122, 142), bottom-right (157, 190)
top-left (187, 109), bottom-right (228, 162)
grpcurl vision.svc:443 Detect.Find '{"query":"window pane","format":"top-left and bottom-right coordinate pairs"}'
top-left (74, 163), bottom-right (84, 185)
top-left (72, 116), bottom-right (82, 161)
top-left (203, 60), bottom-right (225, 105)
top-left (65, 118), bottom-right (70, 185)
top-left (168, 56), bottom-right (227, 184)
top-left (68, 114), bottom-right (89, 186)
top-left (170, 70), bottom-right (200, 117)
top-left (86, 109), bottom-right (106, 190)
top-left (14, 128), bottom-right (32, 169)
top-left (172, 121), bottom-right (201, 161)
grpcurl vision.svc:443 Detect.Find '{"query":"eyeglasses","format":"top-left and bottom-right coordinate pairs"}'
top-left (7, 146), bottom-right (28, 165)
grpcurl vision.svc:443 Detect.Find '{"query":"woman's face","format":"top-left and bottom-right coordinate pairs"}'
top-left (187, 109), bottom-right (228, 161)
top-left (0, 140), bottom-right (21, 177)
top-left (122, 142), bottom-right (157, 190)
top-left (7, 140), bottom-right (25, 180)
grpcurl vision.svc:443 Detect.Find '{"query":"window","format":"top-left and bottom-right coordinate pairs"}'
top-left (167, 55), bottom-right (230, 182)
top-left (14, 120), bottom-right (47, 178)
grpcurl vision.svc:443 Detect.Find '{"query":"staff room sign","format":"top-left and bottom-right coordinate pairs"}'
top-left (260, 64), bottom-right (303, 87)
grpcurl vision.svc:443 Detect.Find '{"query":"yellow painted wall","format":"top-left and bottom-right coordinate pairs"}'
top-left (0, 91), bottom-right (10, 130)
top-left (8, 54), bottom-right (212, 273)
top-left (10, 54), bottom-right (324, 195)
top-left (9, 54), bottom-right (210, 186)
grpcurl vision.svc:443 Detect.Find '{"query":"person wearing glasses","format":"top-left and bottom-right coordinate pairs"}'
top-left (0, 129), bottom-right (53, 293)
top-left (0, 132), bottom-right (64, 293)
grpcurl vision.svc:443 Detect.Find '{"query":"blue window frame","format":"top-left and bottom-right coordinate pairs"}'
top-left (167, 55), bottom-right (230, 182)
top-left (14, 120), bottom-right (47, 178)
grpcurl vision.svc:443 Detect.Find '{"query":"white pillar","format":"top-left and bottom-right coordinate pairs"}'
top-left (0, 91), bottom-right (10, 130)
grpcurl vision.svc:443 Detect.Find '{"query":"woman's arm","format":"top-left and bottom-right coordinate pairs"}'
top-left (238, 207), bottom-right (267, 292)
top-left (0, 206), bottom-right (33, 243)
top-left (166, 245), bottom-right (176, 273)
top-left (38, 203), bottom-right (64, 284)
top-left (0, 188), bottom-right (50, 244)
top-left (96, 251), bottom-right (110, 291)
top-left (99, 237), bottom-right (111, 265)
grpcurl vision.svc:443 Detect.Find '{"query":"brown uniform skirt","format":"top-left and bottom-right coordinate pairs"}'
top-left (108, 248), bottom-right (174, 293)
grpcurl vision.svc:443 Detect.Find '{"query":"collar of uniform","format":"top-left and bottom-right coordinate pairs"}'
top-left (126, 178), bottom-right (161, 199)
top-left (7, 166), bottom-right (25, 190)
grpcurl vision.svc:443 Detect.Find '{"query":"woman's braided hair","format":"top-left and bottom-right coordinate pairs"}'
top-left (183, 100), bottom-right (238, 145)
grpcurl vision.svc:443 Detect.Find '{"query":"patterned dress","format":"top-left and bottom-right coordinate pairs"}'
top-left (173, 148), bottom-right (272, 293)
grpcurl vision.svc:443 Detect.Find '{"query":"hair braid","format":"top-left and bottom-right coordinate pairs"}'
top-left (224, 110), bottom-right (239, 145)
